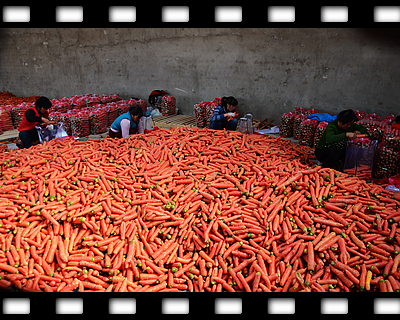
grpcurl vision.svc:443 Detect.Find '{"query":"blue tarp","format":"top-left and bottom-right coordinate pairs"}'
top-left (307, 113), bottom-right (337, 123)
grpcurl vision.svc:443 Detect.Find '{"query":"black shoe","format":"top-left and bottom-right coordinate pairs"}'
top-left (335, 160), bottom-right (344, 172)
top-left (16, 141), bottom-right (24, 149)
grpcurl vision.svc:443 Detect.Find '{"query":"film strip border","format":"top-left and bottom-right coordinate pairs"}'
top-left (0, 294), bottom-right (400, 315)
top-left (1, 5), bottom-right (400, 25)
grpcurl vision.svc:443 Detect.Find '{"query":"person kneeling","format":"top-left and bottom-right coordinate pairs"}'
top-left (109, 106), bottom-right (144, 138)
top-left (18, 96), bottom-right (52, 149)
top-left (315, 109), bottom-right (366, 171)
top-left (209, 96), bottom-right (239, 131)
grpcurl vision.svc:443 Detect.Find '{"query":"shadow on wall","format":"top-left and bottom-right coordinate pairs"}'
top-left (357, 28), bottom-right (400, 47)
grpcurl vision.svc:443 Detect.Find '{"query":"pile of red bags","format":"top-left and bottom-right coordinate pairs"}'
top-left (298, 119), bottom-right (318, 147)
top-left (48, 111), bottom-right (64, 124)
top-left (304, 108), bottom-right (319, 116)
top-left (374, 126), bottom-right (400, 178)
top-left (68, 110), bottom-right (90, 137)
top-left (357, 119), bottom-right (388, 141)
top-left (365, 112), bottom-right (382, 121)
top-left (104, 103), bottom-right (119, 127)
top-left (293, 107), bottom-right (306, 114)
top-left (313, 121), bottom-right (328, 148)
top-left (353, 110), bottom-right (365, 120)
top-left (50, 100), bottom-right (70, 113)
top-left (136, 99), bottom-right (147, 113)
top-left (0, 107), bottom-right (14, 132)
top-left (114, 101), bottom-right (130, 117)
top-left (292, 114), bottom-right (307, 140)
top-left (383, 115), bottom-right (395, 124)
top-left (193, 98), bottom-right (221, 128)
top-left (279, 112), bottom-right (295, 137)
top-left (10, 103), bottom-right (32, 129)
top-left (194, 102), bottom-right (208, 128)
top-left (161, 96), bottom-right (176, 116)
top-left (89, 106), bottom-right (108, 135)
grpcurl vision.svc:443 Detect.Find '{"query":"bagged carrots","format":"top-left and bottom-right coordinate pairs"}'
top-left (0, 127), bottom-right (399, 292)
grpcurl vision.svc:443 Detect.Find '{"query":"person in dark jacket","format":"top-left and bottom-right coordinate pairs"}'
top-left (18, 96), bottom-right (52, 149)
top-left (209, 96), bottom-right (238, 131)
top-left (315, 109), bottom-right (366, 171)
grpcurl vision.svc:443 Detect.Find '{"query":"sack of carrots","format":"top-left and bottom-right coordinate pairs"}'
top-left (194, 98), bottom-right (220, 128)
top-left (279, 112), bottom-right (295, 138)
top-left (298, 119), bottom-right (318, 148)
top-left (292, 114), bottom-right (307, 140)
top-left (0, 127), bottom-right (399, 292)
top-left (313, 121), bottom-right (328, 149)
top-left (373, 127), bottom-right (400, 178)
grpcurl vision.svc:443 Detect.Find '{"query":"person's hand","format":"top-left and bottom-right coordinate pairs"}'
top-left (226, 113), bottom-right (235, 118)
top-left (42, 117), bottom-right (52, 125)
top-left (346, 132), bottom-right (357, 140)
top-left (354, 130), bottom-right (361, 135)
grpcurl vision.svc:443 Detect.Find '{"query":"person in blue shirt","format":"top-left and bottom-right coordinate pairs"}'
top-left (109, 105), bottom-right (144, 138)
top-left (209, 96), bottom-right (239, 131)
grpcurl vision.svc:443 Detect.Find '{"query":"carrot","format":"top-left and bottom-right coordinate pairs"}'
top-left (365, 270), bottom-right (373, 291)
top-left (330, 266), bottom-right (353, 288)
top-left (199, 250), bottom-right (215, 266)
top-left (392, 253), bottom-right (400, 274)
top-left (222, 241), bottom-right (242, 259)
top-left (279, 263), bottom-right (293, 287)
top-left (349, 231), bottom-right (366, 250)
top-left (230, 256), bottom-right (256, 273)
top-left (314, 232), bottom-right (336, 251)
top-left (388, 275), bottom-right (400, 292)
top-left (275, 172), bottom-right (302, 190)
top-left (45, 236), bottom-right (58, 264)
top-left (307, 241), bottom-right (315, 274)
top-left (236, 271), bottom-right (251, 292)
top-left (359, 263), bottom-right (367, 291)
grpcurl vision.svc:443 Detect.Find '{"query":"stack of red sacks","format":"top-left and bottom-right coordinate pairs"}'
top-left (68, 110), bottom-right (90, 137)
top-left (193, 98), bottom-right (221, 128)
top-left (104, 103), bottom-right (119, 127)
top-left (374, 126), bottom-right (400, 178)
top-left (298, 119), bottom-right (318, 148)
top-left (313, 121), bottom-right (328, 148)
top-left (0, 107), bottom-right (14, 132)
top-left (89, 105), bottom-right (108, 135)
top-left (11, 103), bottom-right (31, 129)
top-left (161, 96), bottom-right (176, 116)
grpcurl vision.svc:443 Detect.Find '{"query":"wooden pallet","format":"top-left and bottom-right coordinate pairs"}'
top-left (0, 115), bottom-right (197, 143)
top-left (0, 129), bottom-right (19, 142)
top-left (152, 115), bottom-right (197, 128)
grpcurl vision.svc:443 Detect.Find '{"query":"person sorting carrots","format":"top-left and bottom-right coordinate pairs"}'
top-left (209, 96), bottom-right (239, 131)
top-left (315, 109), bottom-right (366, 171)
top-left (109, 105), bottom-right (144, 138)
top-left (18, 96), bottom-right (53, 149)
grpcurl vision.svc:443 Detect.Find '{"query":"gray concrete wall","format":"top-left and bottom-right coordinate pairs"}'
top-left (1, 28), bottom-right (399, 123)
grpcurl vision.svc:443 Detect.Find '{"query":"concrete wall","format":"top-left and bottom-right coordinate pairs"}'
top-left (1, 28), bottom-right (400, 123)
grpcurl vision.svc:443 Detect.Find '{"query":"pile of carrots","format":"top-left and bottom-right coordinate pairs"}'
top-left (0, 127), bottom-right (399, 292)
top-left (0, 91), bottom-right (39, 108)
